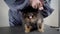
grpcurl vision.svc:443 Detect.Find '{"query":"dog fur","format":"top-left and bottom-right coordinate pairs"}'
top-left (21, 6), bottom-right (44, 33)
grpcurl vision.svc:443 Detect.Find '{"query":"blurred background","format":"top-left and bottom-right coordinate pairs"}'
top-left (0, 0), bottom-right (59, 27)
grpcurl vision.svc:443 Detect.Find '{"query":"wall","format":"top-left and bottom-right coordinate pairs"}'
top-left (0, 0), bottom-right (59, 27)
top-left (58, 0), bottom-right (60, 27)
top-left (0, 0), bottom-right (9, 27)
top-left (44, 0), bottom-right (58, 27)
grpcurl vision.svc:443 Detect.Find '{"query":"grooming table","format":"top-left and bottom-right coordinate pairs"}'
top-left (0, 25), bottom-right (60, 34)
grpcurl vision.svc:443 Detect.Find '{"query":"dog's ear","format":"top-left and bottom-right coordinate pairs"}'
top-left (20, 5), bottom-right (39, 13)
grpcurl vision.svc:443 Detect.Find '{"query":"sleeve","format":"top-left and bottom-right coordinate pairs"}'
top-left (41, 0), bottom-right (54, 18)
top-left (4, 0), bottom-right (30, 11)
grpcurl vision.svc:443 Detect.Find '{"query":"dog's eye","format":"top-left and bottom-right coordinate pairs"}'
top-left (32, 16), bottom-right (34, 18)
top-left (27, 16), bottom-right (29, 18)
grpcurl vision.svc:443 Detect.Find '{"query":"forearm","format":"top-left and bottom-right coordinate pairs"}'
top-left (4, 0), bottom-right (29, 11)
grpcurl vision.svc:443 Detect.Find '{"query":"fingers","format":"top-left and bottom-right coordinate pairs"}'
top-left (30, 0), bottom-right (44, 10)
top-left (38, 1), bottom-right (44, 10)
top-left (32, 3), bottom-right (38, 9)
top-left (39, 7), bottom-right (44, 10)
top-left (31, 0), bottom-right (38, 9)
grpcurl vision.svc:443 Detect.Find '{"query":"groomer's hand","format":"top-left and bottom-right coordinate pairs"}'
top-left (30, 0), bottom-right (44, 10)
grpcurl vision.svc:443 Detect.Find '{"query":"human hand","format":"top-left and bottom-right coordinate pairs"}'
top-left (30, 0), bottom-right (44, 10)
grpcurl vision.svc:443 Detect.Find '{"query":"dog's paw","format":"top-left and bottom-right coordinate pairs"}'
top-left (25, 30), bottom-right (30, 33)
top-left (38, 29), bottom-right (44, 32)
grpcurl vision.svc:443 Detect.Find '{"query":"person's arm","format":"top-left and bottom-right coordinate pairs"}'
top-left (44, 0), bottom-right (51, 7)
top-left (41, 0), bottom-right (54, 18)
top-left (4, 0), bottom-right (29, 11)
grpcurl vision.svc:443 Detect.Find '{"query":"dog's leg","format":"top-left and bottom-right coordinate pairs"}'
top-left (25, 24), bottom-right (32, 33)
top-left (39, 23), bottom-right (44, 32)
top-left (37, 19), bottom-right (44, 32)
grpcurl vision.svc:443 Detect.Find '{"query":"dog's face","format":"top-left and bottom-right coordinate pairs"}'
top-left (21, 6), bottom-right (38, 23)
top-left (22, 9), bottom-right (38, 23)
top-left (23, 11), bottom-right (37, 19)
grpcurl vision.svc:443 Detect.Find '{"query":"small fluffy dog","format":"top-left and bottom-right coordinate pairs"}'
top-left (21, 6), bottom-right (44, 33)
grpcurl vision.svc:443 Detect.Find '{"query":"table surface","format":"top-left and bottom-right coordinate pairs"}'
top-left (0, 25), bottom-right (60, 34)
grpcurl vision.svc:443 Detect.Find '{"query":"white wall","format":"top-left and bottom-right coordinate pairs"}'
top-left (0, 0), bottom-right (59, 27)
top-left (58, 0), bottom-right (60, 27)
top-left (0, 0), bottom-right (9, 27)
top-left (44, 0), bottom-right (58, 27)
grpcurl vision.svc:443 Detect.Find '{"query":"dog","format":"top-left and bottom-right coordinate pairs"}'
top-left (21, 6), bottom-right (44, 33)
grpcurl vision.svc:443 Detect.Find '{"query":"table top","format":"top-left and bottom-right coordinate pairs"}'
top-left (0, 25), bottom-right (60, 34)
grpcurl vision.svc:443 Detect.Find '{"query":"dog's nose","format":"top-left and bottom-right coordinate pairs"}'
top-left (29, 16), bottom-right (32, 19)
